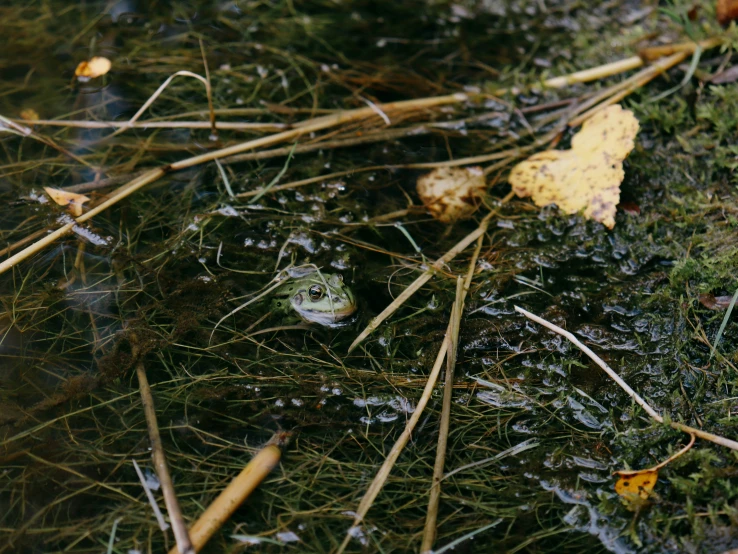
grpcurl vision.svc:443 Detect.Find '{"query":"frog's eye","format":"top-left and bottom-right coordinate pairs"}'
top-left (308, 285), bottom-right (324, 301)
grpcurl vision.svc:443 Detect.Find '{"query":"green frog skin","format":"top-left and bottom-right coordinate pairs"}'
top-left (271, 272), bottom-right (356, 326)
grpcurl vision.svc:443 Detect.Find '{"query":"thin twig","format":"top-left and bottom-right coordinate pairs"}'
top-left (17, 119), bottom-right (286, 132)
top-left (0, 93), bottom-right (468, 276)
top-left (514, 306), bottom-right (738, 451)
top-left (198, 38), bottom-right (218, 139)
top-left (348, 191), bottom-right (514, 353)
top-left (568, 37), bottom-right (721, 127)
top-left (335, 296), bottom-right (455, 554)
top-left (134, 350), bottom-right (194, 554)
top-left (109, 70), bottom-right (214, 138)
top-left (420, 276), bottom-right (468, 552)
top-left (132, 459), bottom-right (170, 532)
top-left (339, 235), bottom-right (480, 554)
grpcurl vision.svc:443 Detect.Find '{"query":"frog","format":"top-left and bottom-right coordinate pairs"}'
top-left (271, 271), bottom-right (356, 326)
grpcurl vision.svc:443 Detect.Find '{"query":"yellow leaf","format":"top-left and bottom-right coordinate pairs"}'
top-left (75, 57), bottom-right (112, 81)
top-left (612, 434), bottom-right (695, 511)
top-left (614, 468), bottom-right (658, 509)
top-left (43, 187), bottom-right (90, 217)
top-left (509, 105), bottom-right (639, 229)
top-left (416, 166), bottom-right (486, 223)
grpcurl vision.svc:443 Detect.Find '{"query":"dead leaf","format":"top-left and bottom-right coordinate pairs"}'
top-left (614, 468), bottom-right (659, 509)
top-left (19, 109), bottom-right (39, 122)
top-left (709, 65), bottom-right (738, 85)
top-left (613, 434), bottom-right (695, 511)
top-left (75, 57), bottom-right (112, 81)
top-left (619, 200), bottom-right (640, 216)
top-left (43, 187), bottom-right (90, 217)
top-left (717, 0), bottom-right (738, 26)
top-left (509, 104), bottom-right (639, 229)
top-left (416, 166), bottom-right (486, 223)
top-left (699, 293), bottom-right (735, 310)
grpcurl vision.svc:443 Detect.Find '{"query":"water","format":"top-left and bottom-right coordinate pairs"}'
top-left (1, 2), bottom-right (736, 553)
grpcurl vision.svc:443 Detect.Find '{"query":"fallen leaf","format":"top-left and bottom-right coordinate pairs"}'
top-left (699, 293), bottom-right (735, 310)
top-left (75, 57), bottom-right (112, 81)
top-left (614, 468), bottom-right (659, 509)
top-left (717, 0), bottom-right (738, 26)
top-left (416, 166), bottom-right (486, 223)
top-left (618, 200), bottom-right (640, 215)
top-left (709, 65), bottom-right (738, 85)
top-left (20, 109), bottom-right (39, 122)
top-left (613, 434), bottom-right (695, 511)
top-left (43, 187), bottom-right (90, 217)
top-left (509, 104), bottom-right (639, 229)
top-left (614, 468), bottom-right (659, 511)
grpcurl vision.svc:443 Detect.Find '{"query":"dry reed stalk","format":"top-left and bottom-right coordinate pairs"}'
top-left (336, 301), bottom-right (454, 554)
top-left (0, 114), bottom-right (95, 170)
top-left (638, 38), bottom-right (719, 62)
top-left (166, 435), bottom-right (285, 554)
top-left (225, 123), bottom-right (437, 165)
top-left (0, 40), bottom-right (718, 277)
top-left (0, 93), bottom-right (468, 276)
top-left (22, 119), bottom-right (288, 131)
top-left (420, 235), bottom-right (483, 553)
top-left (568, 37), bottom-right (722, 127)
top-left (348, 191), bottom-right (513, 353)
top-left (338, 232), bottom-right (481, 554)
top-left (135, 353), bottom-right (194, 554)
top-left (568, 52), bottom-right (689, 127)
top-left (539, 56), bottom-right (644, 89)
top-left (514, 306), bottom-right (738, 451)
top-left (418, 280), bottom-right (463, 554)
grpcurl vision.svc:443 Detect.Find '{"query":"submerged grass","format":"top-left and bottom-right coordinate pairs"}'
top-left (2, 1), bottom-right (738, 553)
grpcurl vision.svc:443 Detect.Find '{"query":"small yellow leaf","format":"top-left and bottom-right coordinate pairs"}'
top-left (612, 435), bottom-right (695, 511)
top-left (20, 109), bottom-right (39, 122)
top-left (614, 468), bottom-right (658, 497)
top-left (75, 57), bottom-right (112, 81)
top-left (44, 187), bottom-right (90, 217)
top-left (613, 468), bottom-right (659, 511)
top-left (416, 166), bottom-right (486, 223)
top-left (509, 104), bottom-right (639, 229)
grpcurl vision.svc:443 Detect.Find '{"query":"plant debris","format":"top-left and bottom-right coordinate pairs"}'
top-left (1, 2), bottom-right (738, 554)
top-left (613, 435), bottom-right (695, 511)
top-left (416, 166), bottom-right (486, 223)
top-left (509, 104), bottom-right (639, 229)
top-left (43, 186), bottom-right (90, 217)
top-left (74, 56), bottom-right (111, 81)
top-left (614, 467), bottom-right (659, 509)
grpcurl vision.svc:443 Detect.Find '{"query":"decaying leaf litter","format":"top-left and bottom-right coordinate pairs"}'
top-left (3, 2), bottom-right (738, 553)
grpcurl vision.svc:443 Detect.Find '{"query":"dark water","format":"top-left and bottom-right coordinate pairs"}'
top-left (1, 1), bottom-right (737, 553)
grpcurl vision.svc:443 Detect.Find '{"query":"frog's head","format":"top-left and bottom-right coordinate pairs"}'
top-left (286, 273), bottom-right (356, 326)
